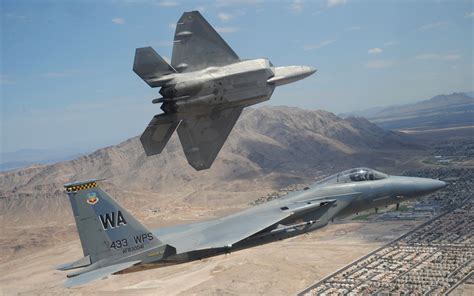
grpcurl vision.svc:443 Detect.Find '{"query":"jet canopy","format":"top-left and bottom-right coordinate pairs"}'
top-left (315, 168), bottom-right (388, 185)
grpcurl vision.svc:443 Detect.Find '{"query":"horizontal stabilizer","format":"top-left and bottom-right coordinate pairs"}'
top-left (65, 261), bottom-right (141, 288)
top-left (133, 47), bottom-right (176, 87)
top-left (56, 256), bottom-right (91, 271)
top-left (141, 113), bottom-right (181, 156)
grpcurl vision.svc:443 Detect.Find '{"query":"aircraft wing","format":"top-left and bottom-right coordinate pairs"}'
top-left (171, 11), bottom-right (240, 72)
top-left (177, 107), bottom-right (243, 170)
top-left (156, 205), bottom-right (293, 254)
top-left (64, 261), bottom-right (141, 288)
top-left (155, 197), bottom-right (340, 254)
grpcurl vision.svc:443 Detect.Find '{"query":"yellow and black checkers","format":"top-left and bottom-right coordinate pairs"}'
top-left (65, 181), bottom-right (98, 193)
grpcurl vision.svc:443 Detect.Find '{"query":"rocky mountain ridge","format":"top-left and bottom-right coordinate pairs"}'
top-left (342, 92), bottom-right (474, 130)
top-left (0, 106), bottom-right (420, 227)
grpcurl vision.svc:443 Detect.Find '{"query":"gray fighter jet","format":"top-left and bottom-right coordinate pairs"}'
top-left (133, 11), bottom-right (316, 170)
top-left (59, 168), bottom-right (446, 287)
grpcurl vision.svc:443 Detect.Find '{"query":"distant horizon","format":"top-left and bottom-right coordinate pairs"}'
top-left (0, 89), bottom-right (472, 157)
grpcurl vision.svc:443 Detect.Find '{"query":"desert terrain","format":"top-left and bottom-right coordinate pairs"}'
top-left (0, 219), bottom-right (422, 295)
top-left (0, 106), bottom-right (472, 295)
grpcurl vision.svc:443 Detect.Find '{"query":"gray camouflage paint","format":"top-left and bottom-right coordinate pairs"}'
top-left (133, 11), bottom-right (316, 171)
top-left (60, 168), bottom-right (446, 287)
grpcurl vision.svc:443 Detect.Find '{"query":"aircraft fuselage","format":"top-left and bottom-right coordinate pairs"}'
top-left (155, 58), bottom-right (315, 116)
top-left (133, 10), bottom-right (316, 170)
top-left (60, 168), bottom-right (447, 286)
top-left (154, 170), bottom-right (446, 263)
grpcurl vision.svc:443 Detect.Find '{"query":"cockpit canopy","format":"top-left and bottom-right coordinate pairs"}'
top-left (315, 167), bottom-right (388, 185)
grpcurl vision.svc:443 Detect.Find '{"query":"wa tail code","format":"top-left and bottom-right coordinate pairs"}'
top-left (99, 211), bottom-right (127, 230)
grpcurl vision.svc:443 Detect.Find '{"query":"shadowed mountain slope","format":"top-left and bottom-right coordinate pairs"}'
top-left (0, 106), bottom-right (420, 228)
top-left (343, 92), bottom-right (474, 130)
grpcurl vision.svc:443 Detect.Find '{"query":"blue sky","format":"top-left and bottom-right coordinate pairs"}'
top-left (1, 0), bottom-right (473, 153)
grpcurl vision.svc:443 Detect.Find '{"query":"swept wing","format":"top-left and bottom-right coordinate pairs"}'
top-left (155, 204), bottom-right (292, 253)
top-left (177, 107), bottom-right (243, 170)
top-left (155, 197), bottom-right (340, 254)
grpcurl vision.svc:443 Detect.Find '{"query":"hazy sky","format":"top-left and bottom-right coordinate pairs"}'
top-left (1, 0), bottom-right (473, 153)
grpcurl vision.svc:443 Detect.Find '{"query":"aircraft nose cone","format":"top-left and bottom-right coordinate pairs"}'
top-left (419, 178), bottom-right (447, 194)
top-left (297, 66), bottom-right (317, 80)
top-left (394, 176), bottom-right (447, 198)
top-left (267, 65), bottom-right (317, 86)
top-left (305, 66), bottom-right (317, 75)
top-left (431, 179), bottom-right (447, 190)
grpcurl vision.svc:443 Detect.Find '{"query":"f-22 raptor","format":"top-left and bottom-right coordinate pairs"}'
top-left (58, 168), bottom-right (445, 287)
top-left (133, 11), bottom-right (316, 171)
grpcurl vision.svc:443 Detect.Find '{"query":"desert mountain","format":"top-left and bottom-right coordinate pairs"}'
top-left (342, 92), bottom-right (474, 130)
top-left (0, 106), bottom-right (419, 229)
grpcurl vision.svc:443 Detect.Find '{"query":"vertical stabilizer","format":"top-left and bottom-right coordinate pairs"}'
top-left (64, 180), bottom-right (162, 263)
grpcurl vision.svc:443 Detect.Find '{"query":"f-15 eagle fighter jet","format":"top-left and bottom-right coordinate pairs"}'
top-left (133, 11), bottom-right (316, 170)
top-left (59, 168), bottom-right (445, 287)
